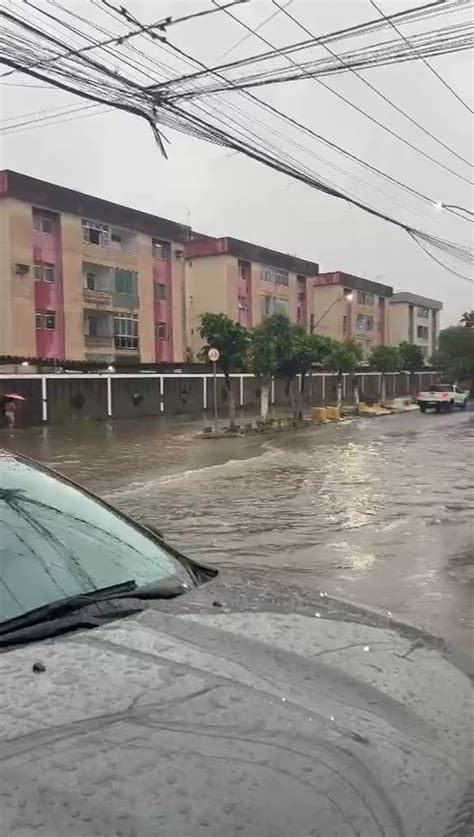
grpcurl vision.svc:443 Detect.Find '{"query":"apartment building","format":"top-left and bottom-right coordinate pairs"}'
top-left (389, 292), bottom-right (442, 358)
top-left (312, 271), bottom-right (393, 354)
top-left (0, 170), bottom-right (190, 364)
top-left (184, 234), bottom-right (319, 357)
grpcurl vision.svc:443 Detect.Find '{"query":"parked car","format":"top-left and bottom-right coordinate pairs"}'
top-left (417, 383), bottom-right (469, 413)
top-left (0, 450), bottom-right (472, 837)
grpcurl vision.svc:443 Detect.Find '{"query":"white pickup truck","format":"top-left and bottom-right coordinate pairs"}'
top-left (417, 383), bottom-right (469, 413)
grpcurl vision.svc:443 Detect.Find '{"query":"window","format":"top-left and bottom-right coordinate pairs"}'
top-left (33, 211), bottom-right (54, 234)
top-left (111, 233), bottom-right (122, 243)
top-left (357, 314), bottom-right (374, 331)
top-left (417, 307), bottom-right (429, 318)
top-left (156, 322), bottom-right (166, 339)
top-left (35, 311), bottom-right (56, 330)
top-left (152, 239), bottom-right (168, 260)
top-left (114, 313), bottom-right (138, 349)
top-left (114, 269), bottom-right (138, 296)
top-left (34, 262), bottom-right (55, 282)
top-left (82, 219), bottom-right (110, 247)
top-left (261, 265), bottom-right (289, 287)
top-left (43, 264), bottom-right (55, 283)
top-left (86, 271), bottom-right (96, 291)
top-left (238, 296), bottom-right (248, 311)
top-left (357, 291), bottom-right (374, 306)
top-left (417, 325), bottom-right (429, 339)
top-left (154, 283), bottom-right (166, 300)
top-left (261, 295), bottom-right (289, 317)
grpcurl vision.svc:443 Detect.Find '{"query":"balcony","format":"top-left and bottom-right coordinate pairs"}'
top-left (84, 334), bottom-right (114, 349)
top-left (83, 287), bottom-right (112, 307)
top-left (83, 262), bottom-right (113, 308)
top-left (84, 312), bottom-right (113, 351)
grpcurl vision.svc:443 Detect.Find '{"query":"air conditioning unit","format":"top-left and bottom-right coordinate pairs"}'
top-left (14, 263), bottom-right (30, 275)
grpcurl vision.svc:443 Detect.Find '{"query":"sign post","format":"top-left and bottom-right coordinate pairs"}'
top-left (207, 348), bottom-right (220, 434)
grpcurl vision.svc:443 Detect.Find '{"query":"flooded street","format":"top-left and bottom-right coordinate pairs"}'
top-left (4, 409), bottom-right (473, 649)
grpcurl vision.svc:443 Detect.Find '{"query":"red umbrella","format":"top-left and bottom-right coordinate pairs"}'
top-left (2, 393), bottom-right (26, 401)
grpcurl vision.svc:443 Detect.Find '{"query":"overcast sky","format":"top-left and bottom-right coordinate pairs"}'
top-left (1, 0), bottom-right (473, 324)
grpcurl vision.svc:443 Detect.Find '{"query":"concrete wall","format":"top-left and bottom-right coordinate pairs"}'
top-left (388, 302), bottom-right (410, 345)
top-left (0, 371), bottom-right (439, 426)
top-left (0, 377), bottom-right (43, 427)
top-left (46, 378), bottom-right (108, 423)
top-left (0, 198), bottom-right (15, 355)
top-left (311, 285), bottom-right (344, 339)
top-left (1, 198), bottom-right (37, 357)
top-left (163, 377), bottom-right (204, 414)
top-left (185, 254), bottom-right (234, 358)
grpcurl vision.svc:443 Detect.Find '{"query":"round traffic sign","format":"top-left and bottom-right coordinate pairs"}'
top-left (208, 348), bottom-right (220, 363)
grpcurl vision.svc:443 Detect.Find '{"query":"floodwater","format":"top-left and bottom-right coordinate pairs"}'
top-left (4, 408), bottom-right (473, 649)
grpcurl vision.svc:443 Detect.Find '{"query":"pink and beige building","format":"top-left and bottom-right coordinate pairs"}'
top-left (312, 271), bottom-right (393, 354)
top-left (184, 234), bottom-right (318, 357)
top-left (0, 170), bottom-right (190, 364)
top-left (1, 170), bottom-right (443, 367)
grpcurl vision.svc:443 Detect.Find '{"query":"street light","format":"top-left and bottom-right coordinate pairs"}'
top-left (434, 200), bottom-right (474, 217)
top-left (311, 289), bottom-right (353, 333)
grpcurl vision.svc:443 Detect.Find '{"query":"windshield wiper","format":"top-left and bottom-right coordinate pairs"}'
top-left (0, 577), bottom-right (189, 638)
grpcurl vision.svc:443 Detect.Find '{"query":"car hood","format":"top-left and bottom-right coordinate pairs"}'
top-left (0, 603), bottom-right (472, 837)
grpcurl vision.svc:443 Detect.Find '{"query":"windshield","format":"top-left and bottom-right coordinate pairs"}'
top-left (431, 385), bottom-right (453, 392)
top-left (0, 453), bottom-right (191, 623)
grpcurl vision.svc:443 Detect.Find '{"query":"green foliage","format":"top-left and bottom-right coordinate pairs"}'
top-left (399, 342), bottom-right (425, 373)
top-left (199, 313), bottom-right (249, 378)
top-left (309, 334), bottom-right (338, 366)
top-left (368, 344), bottom-right (401, 373)
top-left (460, 311), bottom-right (474, 328)
top-left (248, 321), bottom-right (278, 380)
top-left (435, 326), bottom-right (474, 382)
top-left (326, 341), bottom-right (363, 376)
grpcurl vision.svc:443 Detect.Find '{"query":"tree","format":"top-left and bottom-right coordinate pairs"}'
top-left (399, 342), bottom-right (425, 396)
top-left (435, 326), bottom-right (474, 393)
top-left (249, 317), bottom-right (336, 421)
top-left (368, 344), bottom-right (401, 404)
top-left (248, 321), bottom-right (278, 421)
top-left (200, 313), bottom-right (249, 429)
top-left (261, 315), bottom-right (302, 419)
top-left (326, 341), bottom-right (364, 410)
top-left (460, 311), bottom-right (474, 328)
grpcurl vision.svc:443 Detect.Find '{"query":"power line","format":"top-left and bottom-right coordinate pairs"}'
top-left (2, 1), bottom-right (472, 277)
top-left (270, 0), bottom-right (472, 167)
top-left (14, 0), bottom-right (471, 226)
top-left (215, 0), bottom-right (293, 61)
top-left (370, 0), bottom-right (473, 114)
top-left (407, 230), bottom-right (473, 280)
top-left (164, 0), bottom-right (467, 89)
top-left (210, 0), bottom-right (472, 185)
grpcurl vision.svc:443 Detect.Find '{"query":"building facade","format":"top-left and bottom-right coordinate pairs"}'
top-left (312, 271), bottom-right (393, 354)
top-left (184, 235), bottom-right (319, 357)
top-left (388, 292), bottom-right (442, 358)
top-left (0, 170), bottom-right (190, 364)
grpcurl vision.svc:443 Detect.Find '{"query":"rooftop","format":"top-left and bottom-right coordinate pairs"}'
top-left (0, 170), bottom-right (191, 243)
top-left (185, 234), bottom-right (319, 276)
top-left (315, 271), bottom-right (393, 297)
top-left (390, 292), bottom-right (443, 310)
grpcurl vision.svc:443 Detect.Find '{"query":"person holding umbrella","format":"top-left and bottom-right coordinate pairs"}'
top-left (2, 393), bottom-right (26, 430)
